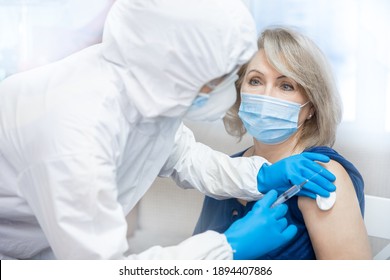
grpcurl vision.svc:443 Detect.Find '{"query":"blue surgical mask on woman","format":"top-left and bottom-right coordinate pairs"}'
top-left (238, 93), bottom-right (310, 145)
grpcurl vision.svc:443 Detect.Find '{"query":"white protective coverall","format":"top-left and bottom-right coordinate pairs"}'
top-left (0, 0), bottom-right (266, 259)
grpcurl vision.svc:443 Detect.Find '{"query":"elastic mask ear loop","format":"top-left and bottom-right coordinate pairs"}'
top-left (297, 101), bottom-right (312, 128)
top-left (300, 100), bottom-right (311, 108)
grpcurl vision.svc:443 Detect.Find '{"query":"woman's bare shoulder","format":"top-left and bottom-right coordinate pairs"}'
top-left (297, 159), bottom-right (371, 259)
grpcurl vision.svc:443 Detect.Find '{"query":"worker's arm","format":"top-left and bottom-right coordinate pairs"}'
top-left (160, 123), bottom-right (336, 201)
top-left (159, 123), bottom-right (265, 200)
top-left (127, 190), bottom-right (296, 260)
top-left (19, 122), bottom-right (294, 260)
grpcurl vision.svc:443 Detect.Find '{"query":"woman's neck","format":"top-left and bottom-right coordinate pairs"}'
top-left (246, 135), bottom-right (305, 163)
top-left (238, 135), bottom-right (304, 206)
top-left (238, 133), bottom-right (306, 206)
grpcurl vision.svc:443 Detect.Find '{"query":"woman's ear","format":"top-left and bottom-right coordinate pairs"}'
top-left (307, 106), bottom-right (315, 120)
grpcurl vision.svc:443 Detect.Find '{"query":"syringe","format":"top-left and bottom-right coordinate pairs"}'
top-left (271, 170), bottom-right (323, 208)
top-left (271, 179), bottom-right (308, 208)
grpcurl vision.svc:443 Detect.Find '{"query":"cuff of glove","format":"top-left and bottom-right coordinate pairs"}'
top-left (220, 232), bottom-right (234, 260)
top-left (203, 231), bottom-right (233, 260)
top-left (250, 156), bottom-right (270, 197)
top-left (256, 162), bottom-right (271, 193)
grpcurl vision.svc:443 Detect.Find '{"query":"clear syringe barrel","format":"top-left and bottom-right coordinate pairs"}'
top-left (271, 179), bottom-right (308, 208)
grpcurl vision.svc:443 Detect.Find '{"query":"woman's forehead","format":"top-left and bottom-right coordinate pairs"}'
top-left (246, 49), bottom-right (281, 76)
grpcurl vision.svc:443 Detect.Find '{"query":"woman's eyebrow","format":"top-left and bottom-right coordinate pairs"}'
top-left (246, 70), bottom-right (290, 81)
top-left (247, 69), bottom-right (263, 75)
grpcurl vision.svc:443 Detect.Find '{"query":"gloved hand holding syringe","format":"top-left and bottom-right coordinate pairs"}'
top-left (271, 170), bottom-right (336, 210)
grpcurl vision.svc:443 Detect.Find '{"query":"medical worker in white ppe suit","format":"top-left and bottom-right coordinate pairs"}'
top-left (0, 0), bottom-right (336, 260)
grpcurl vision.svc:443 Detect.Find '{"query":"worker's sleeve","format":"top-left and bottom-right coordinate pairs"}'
top-left (159, 123), bottom-right (267, 200)
top-left (126, 231), bottom-right (233, 260)
top-left (19, 155), bottom-right (234, 260)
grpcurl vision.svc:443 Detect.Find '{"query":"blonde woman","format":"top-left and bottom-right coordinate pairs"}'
top-left (194, 27), bottom-right (372, 259)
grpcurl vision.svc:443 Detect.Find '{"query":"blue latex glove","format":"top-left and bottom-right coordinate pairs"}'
top-left (257, 152), bottom-right (336, 199)
top-left (224, 190), bottom-right (297, 260)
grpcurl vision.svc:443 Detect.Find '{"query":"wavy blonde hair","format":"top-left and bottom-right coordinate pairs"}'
top-left (223, 26), bottom-right (342, 148)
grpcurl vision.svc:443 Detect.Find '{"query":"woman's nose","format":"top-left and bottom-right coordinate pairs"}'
top-left (262, 85), bottom-right (275, 97)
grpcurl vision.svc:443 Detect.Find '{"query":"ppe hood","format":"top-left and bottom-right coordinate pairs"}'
top-left (102, 0), bottom-right (257, 118)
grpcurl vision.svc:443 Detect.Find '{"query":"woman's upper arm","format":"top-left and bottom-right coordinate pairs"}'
top-left (298, 160), bottom-right (372, 259)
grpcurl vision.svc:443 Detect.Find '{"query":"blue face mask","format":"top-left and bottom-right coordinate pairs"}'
top-left (185, 72), bottom-right (238, 122)
top-left (190, 93), bottom-right (210, 109)
top-left (238, 93), bottom-right (309, 145)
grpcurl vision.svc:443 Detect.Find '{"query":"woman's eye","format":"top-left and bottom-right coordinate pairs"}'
top-left (281, 83), bottom-right (294, 91)
top-left (249, 78), bottom-right (261, 86)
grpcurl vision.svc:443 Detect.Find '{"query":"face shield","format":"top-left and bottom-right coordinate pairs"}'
top-left (185, 69), bottom-right (239, 122)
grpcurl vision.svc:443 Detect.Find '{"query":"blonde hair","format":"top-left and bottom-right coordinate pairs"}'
top-left (223, 26), bottom-right (342, 148)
